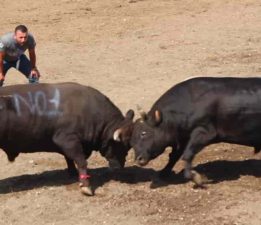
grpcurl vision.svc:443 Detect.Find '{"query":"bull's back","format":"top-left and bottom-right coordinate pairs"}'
top-left (151, 77), bottom-right (261, 112)
top-left (152, 77), bottom-right (261, 145)
top-left (0, 83), bottom-right (121, 147)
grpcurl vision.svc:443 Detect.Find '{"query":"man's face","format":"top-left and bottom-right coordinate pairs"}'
top-left (14, 30), bottom-right (28, 46)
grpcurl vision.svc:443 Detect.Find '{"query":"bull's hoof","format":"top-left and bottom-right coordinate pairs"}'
top-left (80, 186), bottom-right (94, 196)
top-left (191, 170), bottom-right (204, 187)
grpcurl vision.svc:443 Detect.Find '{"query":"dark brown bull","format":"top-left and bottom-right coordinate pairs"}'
top-left (125, 77), bottom-right (261, 186)
top-left (0, 82), bottom-right (134, 195)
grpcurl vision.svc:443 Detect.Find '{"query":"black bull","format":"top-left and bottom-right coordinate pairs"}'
top-left (0, 82), bottom-right (134, 195)
top-left (128, 77), bottom-right (261, 185)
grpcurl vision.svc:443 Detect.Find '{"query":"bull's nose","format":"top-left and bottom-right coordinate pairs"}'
top-left (135, 155), bottom-right (148, 166)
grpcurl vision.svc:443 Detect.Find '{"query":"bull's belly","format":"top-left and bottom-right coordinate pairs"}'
top-left (217, 118), bottom-right (261, 147)
top-left (219, 134), bottom-right (261, 147)
top-left (0, 139), bottom-right (61, 153)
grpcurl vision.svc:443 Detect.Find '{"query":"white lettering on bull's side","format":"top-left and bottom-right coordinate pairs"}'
top-left (13, 88), bottom-right (63, 117)
top-left (0, 95), bottom-right (13, 110)
top-left (48, 88), bottom-right (60, 114)
top-left (13, 92), bottom-right (34, 115)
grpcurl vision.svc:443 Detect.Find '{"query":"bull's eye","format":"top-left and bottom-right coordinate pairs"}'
top-left (140, 131), bottom-right (147, 138)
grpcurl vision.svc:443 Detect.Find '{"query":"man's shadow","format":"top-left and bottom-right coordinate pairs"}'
top-left (0, 159), bottom-right (260, 194)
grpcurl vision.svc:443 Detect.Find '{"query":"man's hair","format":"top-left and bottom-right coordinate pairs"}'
top-left (15, 25), bottom-right (28, 33)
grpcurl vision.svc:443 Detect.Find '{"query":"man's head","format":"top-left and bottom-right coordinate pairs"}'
top-left (14, 25), bottom-right (28, 46)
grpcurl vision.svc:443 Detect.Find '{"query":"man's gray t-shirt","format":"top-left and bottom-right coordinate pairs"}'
top-left (0, 32), bottom-right (36, 62)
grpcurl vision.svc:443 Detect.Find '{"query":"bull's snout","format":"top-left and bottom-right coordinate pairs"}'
top-left (135, 155), bottom-right (149, 167)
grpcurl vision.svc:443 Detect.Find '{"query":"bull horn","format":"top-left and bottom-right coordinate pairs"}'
top-left (113, 129), bottom-right (121, 142)
top-left (136, 104), bottom-right (147, 121)
top-left (155, 110), bottom-right (162, 124)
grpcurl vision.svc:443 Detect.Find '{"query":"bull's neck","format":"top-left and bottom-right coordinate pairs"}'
top-left (101, 116), bottom-right (124, 147)
top-left (104, 116), bottom-right (123, 136)
top-left (159, 120), bottom-right (178, 146)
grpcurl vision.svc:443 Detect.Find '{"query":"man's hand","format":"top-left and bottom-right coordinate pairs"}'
top-left (28, 68), bottom-right (40, 84)
top-left (30, 68), bottom-right (40, 79)
top-left (0, 73), bottom-right (5, 86)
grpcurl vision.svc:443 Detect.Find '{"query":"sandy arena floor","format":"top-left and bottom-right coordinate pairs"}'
top-left (0, 1), bottom-right (260, 224)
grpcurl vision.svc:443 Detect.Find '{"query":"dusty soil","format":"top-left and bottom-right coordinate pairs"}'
top-left (0, 0), bottom-right (260, 224)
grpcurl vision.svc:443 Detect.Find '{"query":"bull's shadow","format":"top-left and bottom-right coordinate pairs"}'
top-left (194, 159), bottom-right (261, 183)
top-left (0, 159), bottom-right (260, 194)
top-left (0, 166), bottom-right (156, 195)
top-left (150, 159), bottom-right (261, 188)
top-left (0, 169), bottom-right (77, 194)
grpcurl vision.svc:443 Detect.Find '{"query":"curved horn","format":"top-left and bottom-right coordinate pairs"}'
top-left (113, 128), bottom-right (121, 142)
top-left (155, 110), bottom-right (162, 124)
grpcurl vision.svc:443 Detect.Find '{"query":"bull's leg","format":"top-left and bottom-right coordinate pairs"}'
top-left (53, 131), bottom-right (93, 196)
top-left (159, 147), bottom-right (184, 178)
top-left (7, 151), bottom-right (19, 162)
top-left (182, 125), bottom-right (216, 186)
top-left (64, 156), bottom-right (78, 176)
top-left (3, 148), bottom-right (19, 162)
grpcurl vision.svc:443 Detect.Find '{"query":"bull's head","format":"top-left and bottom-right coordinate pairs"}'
top-left (129, 108), bottom-right (170, 166)
top-left (104, 109), bottom-right (134, 169)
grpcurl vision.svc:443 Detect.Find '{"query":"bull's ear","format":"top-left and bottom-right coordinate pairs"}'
top-left (113, 128), bottom-right (122, 142)
top-left (125, 109), bottom-right (134, 120)
top-left (136, 105), bottom-right (147, 121)
top-left (149, 110), bottom-right (162, 127)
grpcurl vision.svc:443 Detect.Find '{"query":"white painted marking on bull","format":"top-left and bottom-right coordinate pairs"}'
top-left (49, 88), bottom-right (60, 113)
top-left (13, 92), bottom-right (34, 116)
top-left (13, 88), bottom-right (62, 117)
top-left (47, 88), bottom-right (62, 116)
top-left (34, 91), bottom-right (47, 116)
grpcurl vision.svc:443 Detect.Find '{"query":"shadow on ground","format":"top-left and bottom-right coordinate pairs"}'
top-left (150, 159), bottom-right (261, 189)
top-left (195, 159), bottom-right (261, 183)
top-left (0, 166), bottom-right (156, 194)
top-left (0, 159), bottom-right (260, 194)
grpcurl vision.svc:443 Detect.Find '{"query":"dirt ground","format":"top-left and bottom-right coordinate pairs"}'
top-left (0, 0), bottom-right (260, 224)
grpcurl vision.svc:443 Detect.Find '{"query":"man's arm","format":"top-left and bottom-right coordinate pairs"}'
top-left (28, 48), bottom-right (40, 78)
top-left (0, 51), bottom-right (5, 81)
top-left (28, 48), bottom-right (36, 69)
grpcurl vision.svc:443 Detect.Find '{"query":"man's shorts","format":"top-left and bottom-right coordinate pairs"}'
top-left (3, 54), bottom-right (32, 77)
top-left (3, 54), bottom-right (38, 84)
